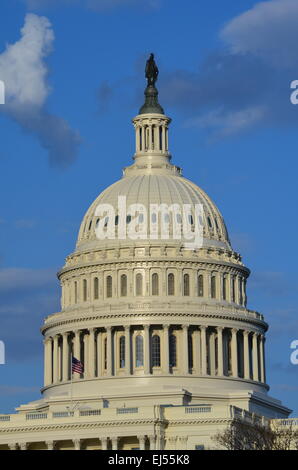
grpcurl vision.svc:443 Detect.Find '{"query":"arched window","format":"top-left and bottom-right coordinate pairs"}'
top-left (83, 279), bottom-right (87, 301)
top-left (74, 281), bottom-right (78, 304)
top-left (104, 337), bottom-right (107, 370)
top-left (136, 335), bottom-right (144, 367)
top-left (169, 334), bottom-right (177, 367)
top-left (188, 334), bottom-right (193, 369)
top-left (183, 273), bottom-right (190, 296)
top-left (152, 335), bottom-right (161, 367)
top-left (119, 336), bottom-right (125, 368)
top-left (120, 274), bottom-right (127, 297)
top-left (136, 273), bottom-right (143, 296)
top-left (152, 273), bottom-right (159, 296)
top-left (223, 276), bottom-right (227, 301)
top-left (198, 274), bottom-right (204, 297)
top-left (94, 277), bottom-right (99, 300)
top-left (168, 273), bottom-right (175, 296)
top-left (211, 275), bottom-right (216, 299)
top-left (106, 275), bottom-right (112, 298)
top-left (231, 277), bottom-right (235, 302)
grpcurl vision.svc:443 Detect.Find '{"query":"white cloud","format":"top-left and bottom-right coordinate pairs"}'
top-left (0, 13), bottom-right (54, 108)
top-left (0, 14), bottom-right (80, 167)
top-left (186, 106), bottom-right (266, 138)
top-left (221, 0), bottom-right (298, 68)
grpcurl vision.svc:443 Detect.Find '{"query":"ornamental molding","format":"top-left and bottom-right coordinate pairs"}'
top-left (42, 310), bottom-right (267, 334)
top-left (0, 418), bottom-right (163, 435)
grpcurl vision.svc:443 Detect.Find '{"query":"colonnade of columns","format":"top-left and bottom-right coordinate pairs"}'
top-left (44, 324), bottom-right (266, 387)
top-left (9, 434), bottom-right (156, 451)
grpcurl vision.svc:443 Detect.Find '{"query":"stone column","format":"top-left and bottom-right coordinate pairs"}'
top-left (125, 326), bottom-right (131, 375)
top-left (106, 327), bottom-right (112, 377)
top-left (163, 325), bottom-right (170, 374)
top-left (62, 332), bottom-right (69, 382)
top-left (182, 325), bottom-right (189, 375)
top-left (46, 441), bottom-right (55, 450)
top-left (149, 435), bottom-right (156, 450)
top-left (243, 330), bottom-right (250, 380)
top-left (74, 330), bottom-right (81, 361)
top-left (200, 326), bottom-right (207, 375)
top-left (101, 437), bottom-right (108, 450)
top-left (73, 439), bottom-right (81, 450)
top-left (209, 331), bottom-right (216, 375)
top-left (259, 335), bottom-right (265, 383)
top-left (231, 329), bottom-right (238, 378)
top-left (83, 334), bottom-right (89, 377)
top-left (97, 331), bottom-right (102, 377)
top-left (53, 335), bottom-right (59, 383)
top-left (111, 437), bottom-right (118, 450)
top-left (144, 325), bottom-right (150, 374)
top-left (138, 436), bottom-right (146, 451)
top-left (217, 327), bottom-right (224, 376)
top-left (252, 332), bottom-right (259, 382)
top-left (44, 337), bottom-right (52, 386)
top-left (193, 330), bottom-right (201, 375)
top-left (88, 328), bottom-right (96, 378)
top-left (19, 443), bottom-right (27, 451)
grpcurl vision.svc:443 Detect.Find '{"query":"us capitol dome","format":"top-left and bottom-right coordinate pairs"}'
top-left (0, 55), bottom-right (292, 451)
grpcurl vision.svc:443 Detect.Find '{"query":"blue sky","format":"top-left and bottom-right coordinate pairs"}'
top-left (0, 0), bottom-right (298, 415)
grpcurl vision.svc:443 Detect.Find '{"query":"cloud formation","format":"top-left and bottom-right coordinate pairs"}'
top-left (0, 13), bottom-right (80, 167)
top-left (158, 0), bottom-right (298, 138)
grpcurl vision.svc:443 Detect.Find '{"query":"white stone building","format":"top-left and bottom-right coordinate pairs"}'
top-left (0, 60), bottom-right (294, 451)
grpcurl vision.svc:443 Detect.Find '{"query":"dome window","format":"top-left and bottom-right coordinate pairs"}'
top-left (152, 335), bottom-right (161, 367)
top-left (207, 217), bottom-right (212, 228)
top-left (106, 276), bottom-right (112, 298)
top-left (126, 215), bottom-right (131, 224)
top-left (88, 220), bottom-right (93, 231)
top-left (151, 213), bottom-right (157, 224)
top-left (83, 279), bottom-right (87, 302)
top-left (198, 274), bottom-right (204, 297)
top-left (152, 273), bottom-right (159, 296)
top-left (104, 217), bottom-right (109, 228)
top-left (183, 273), bottom-right (190, 296)
top-left (188, 214), bottom-right (194, 225)
top-left (176, 214), bottom-right (182, 224)
top-left (168, 273), bottom-right (175, 296)
top-left (138, 213), bottom-right (144, 223)
top-left (136, 335), bottom-right (144, 367)
top-left (223, 276), bottom-right (227, 301)
top-left (94, 277), bottom-right (99, 300)
top-left (211, 275), bottom-right (217, 299)
top-left (120, 274), bottom-right (127, 297)
top-left (136, 273), bottom-right (143, 296)
top-left (119, 336), bottom-right (125, 369)
top-left (164, 213), bottom-right (170, 223)
top-left (169, 334), bottom-right (177, 368)
top-left (115, 215), bottom-right (119, 226)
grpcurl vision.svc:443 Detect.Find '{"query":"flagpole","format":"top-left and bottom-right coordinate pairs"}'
top-left (70, 352), bottom-right (73, 413)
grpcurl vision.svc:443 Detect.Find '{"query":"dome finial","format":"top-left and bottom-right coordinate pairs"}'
top-left (139, 53), bottom-right (164, 114)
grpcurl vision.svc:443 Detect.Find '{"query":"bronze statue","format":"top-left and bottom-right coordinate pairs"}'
top-left (145, 53), bottom-right (159, 86)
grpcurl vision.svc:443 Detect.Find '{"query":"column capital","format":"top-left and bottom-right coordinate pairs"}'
top-left (200, 325), bottom-right (207, 331)
top-left (8, 443), bottom-right (18, 450)
top-left (243, 329), bottom-right (250, 337)
top-left (19, 442), bottom-right (27, 450)
top-left (216, 326), bottom-right (224, 332)
top-left (182, 324), bottom-right (188, 330)
top-left (231, 328), bottom-right (238, 335)
top-left (163, 324), bottom-right (170, 330)
top-left (125, 325), bottom-right (130, 331)
top-left (144, 324), bottom-right (150, 331)
top-left (106, 326), bottom-right (112, 332)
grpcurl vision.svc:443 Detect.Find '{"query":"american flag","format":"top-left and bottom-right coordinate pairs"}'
top-left (72, 356), bottom-right (84, 374)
